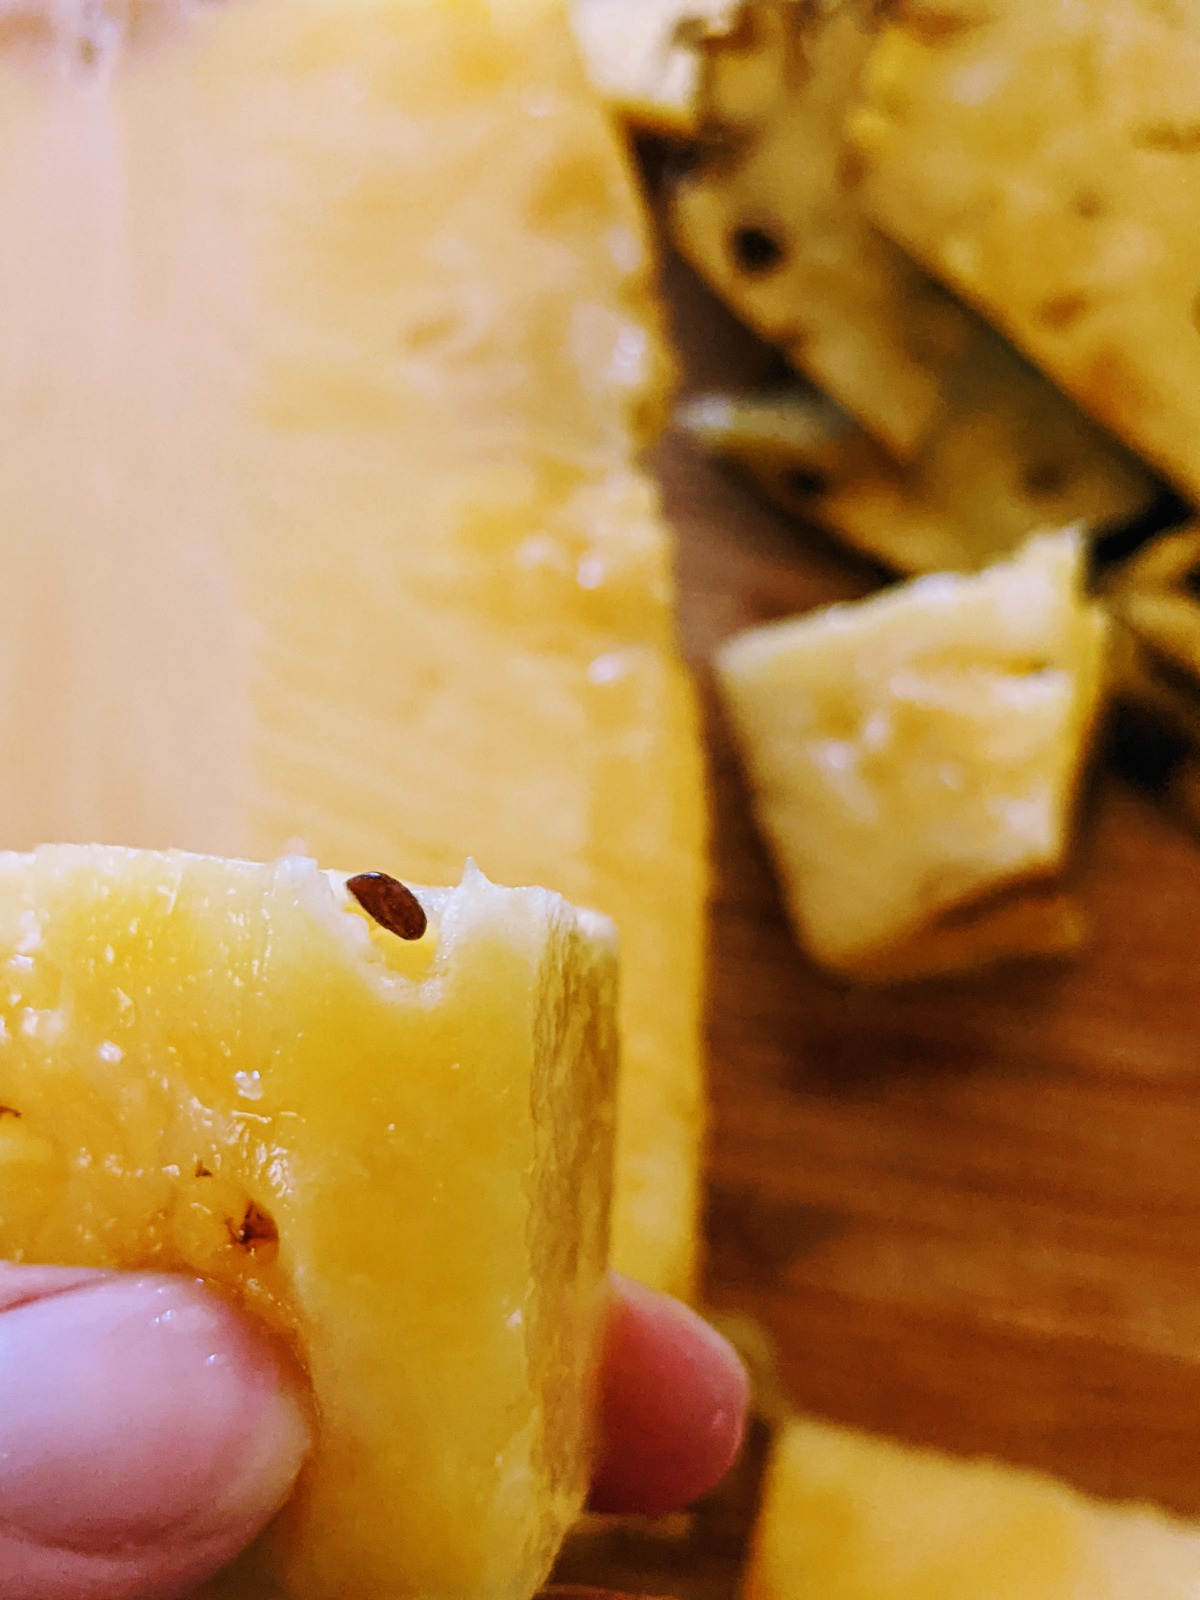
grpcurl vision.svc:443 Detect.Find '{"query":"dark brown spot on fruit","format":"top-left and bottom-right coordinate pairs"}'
top-left (1022, 461), bottom-right (1069, 498)
top-left (1037, 291), bottom-right (1091, 330)
top-left (730, 224), bottom-right (786, 277)
top-left (228, 1200), bottom-right (279, 1253)
top-left (194, 1161), bottom-right (212, 1178)
top-left (785, 467), bottom-right (830, 498)
top-left (1073, 191), bottom-right (1104, 220)
top-left (540, 1587), bottom-right (662, 1600)
top-left (836, 143), bottom-right (867, 191)
top-left (538, 1592), bottom-right (661, 1600)
top-left (719, 4), bottom-right (762, 52)
top-left (347, 872), bottom-right (428, 940)
top-left (880, 3), bottom-right (982, 43)
top-left (1135, 121), bottom-right (1200, 153)
top-left (1080, 347), bottom-right (1154, 427)
top-left (0, 1106), bottom-right (20, 1118)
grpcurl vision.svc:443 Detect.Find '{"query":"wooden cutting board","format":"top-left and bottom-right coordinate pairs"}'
top-left (657, 250), bottom-right (1200, 1518)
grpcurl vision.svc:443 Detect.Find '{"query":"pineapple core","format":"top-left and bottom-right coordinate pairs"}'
top-left (0, 845), bottom-right (617, 1600)
top-left (0, 0), bottom-right (705, 1298)
top-left (716, 531), bottom-right (1107, 979)
top-left (746, 1416), bottom-right (1200, 1600)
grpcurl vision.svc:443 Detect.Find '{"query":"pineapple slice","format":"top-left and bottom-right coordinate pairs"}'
top-left (714, 531), bottom-right (1107, 978)
top-left (0, 0), bottom-right (706, 1299)
top-left (0, 844), bottom-right (617, 1600)
top-left (745, 1416), bottom-right (1200, 1600)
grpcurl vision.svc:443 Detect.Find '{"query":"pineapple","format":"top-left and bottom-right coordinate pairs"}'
top-left (0, 845), bottom-right (618, 1600)
top-left (848, 0), bottom-right (1200, 505)
top-left (745, 1416), bottom-right (1200, 1600)
top-left (715, 531), bottom-right (1107, 979)
top-left (0, 0), bottom-right (706, 1299)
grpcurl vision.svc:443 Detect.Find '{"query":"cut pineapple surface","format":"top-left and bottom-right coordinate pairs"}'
top-left (715, 531), bottom-right (1107, 978)
top-left (0, 0), bottom-right (706, 1298)
top-left (745, 1416), bottom-right (1200, 1600)
top-left (0, 845), bottom-right (617, 1600)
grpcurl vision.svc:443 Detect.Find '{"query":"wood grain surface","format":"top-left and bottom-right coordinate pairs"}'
top-left (656, 248), bottom-right (1200, 1519)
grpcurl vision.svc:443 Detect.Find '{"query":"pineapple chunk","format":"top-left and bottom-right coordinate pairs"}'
top-left (0, 0), bottom-right (706, 1299)
top-left (0, 845), bottom-right (617, 1600)
top-left (715, 532), bottom-right (1107, 978)
top-left (745, 1416), bottom-right (1200, 1600)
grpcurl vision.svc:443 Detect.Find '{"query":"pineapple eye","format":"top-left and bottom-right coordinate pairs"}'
top-left (183, 1166), bottom-right (279, 1259)
top-left (1021, 462), bottom-right (1068, 498)
top-left (228, 1199), bottom-right (279, 1255)
top-left (784, 467), bottom-right (829, 499)
top-left (730, 224), bottom-right (786, 277)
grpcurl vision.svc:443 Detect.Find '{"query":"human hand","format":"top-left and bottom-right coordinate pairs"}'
top-left (0, 1265), bottom-right (748, 1600)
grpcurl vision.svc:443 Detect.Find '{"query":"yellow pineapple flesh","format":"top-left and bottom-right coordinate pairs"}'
top-left (0, 0), bottom-right (706, 1299)
top-left (746, 1416), bottom-right (1200, 1600)
top-left (0, 844), bottom-right (617, 1600)
top-left (715, 531), bottom-right (1107, 978)
top-left (848, 0), bottom-right (1200, 504)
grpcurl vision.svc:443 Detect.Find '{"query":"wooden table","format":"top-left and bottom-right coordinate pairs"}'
top-left (655, 248), bottom-right (1200, 1519)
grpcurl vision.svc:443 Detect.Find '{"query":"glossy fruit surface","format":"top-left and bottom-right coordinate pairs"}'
top-left (0, 845), bottom-right (617, 1600)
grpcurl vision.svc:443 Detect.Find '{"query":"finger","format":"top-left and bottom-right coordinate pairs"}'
top-left (589, 1275), bottom-right (749, 1517)
top-left (0, 1266), bottom-right (311, 1600)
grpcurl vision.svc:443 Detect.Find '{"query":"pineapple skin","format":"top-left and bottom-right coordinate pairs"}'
top-left (0, 846), bottom-right (618, 1600)
top-left (746, 1416), bottom-right (1200, 1600)
top-left (0, 0), bottom-right (707, 1302)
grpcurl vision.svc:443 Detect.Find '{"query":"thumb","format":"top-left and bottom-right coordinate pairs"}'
top-left (0, 1265), bottom-right (310, 1600)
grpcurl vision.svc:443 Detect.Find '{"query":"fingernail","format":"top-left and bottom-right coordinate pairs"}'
top-left (0, 1273), bottom-right (311, 1555)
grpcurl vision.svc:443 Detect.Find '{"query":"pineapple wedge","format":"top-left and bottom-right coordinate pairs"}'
top-left (745, 1416), bottom-right (1200, 1600)
top-left (715, 531), bottom-right (1107, 978)
top-left (0, 845), bottom-right (618, 1600)
top-left (0, 0), bottom-right (706, 1299)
